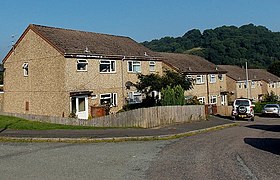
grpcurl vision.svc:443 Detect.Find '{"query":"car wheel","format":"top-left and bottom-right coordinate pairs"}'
top-left (250, 117), bottom-right (254, 121)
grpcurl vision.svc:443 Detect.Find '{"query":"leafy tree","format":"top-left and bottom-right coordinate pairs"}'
top-left (263, 91), bottom-right (278, 102)
top-left (161, 86), bottom-right (175, 106)
top-left (134, 70), bottom-right (193, 106)
top-left (267, 61), bottom-right (280, 77)
top-left (161, 85), bottom-right (185, 106)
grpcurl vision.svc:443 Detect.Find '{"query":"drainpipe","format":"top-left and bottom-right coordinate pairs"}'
top-left (206, 73), bottom-right (210, 104)
top-left (121, 56), bottom-right (126, 106)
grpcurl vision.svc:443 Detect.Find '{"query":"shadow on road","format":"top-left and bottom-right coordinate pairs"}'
top-left (244, 138), bottom-right (280, 155)
top-left (245, 124), bottom-right (280, 132)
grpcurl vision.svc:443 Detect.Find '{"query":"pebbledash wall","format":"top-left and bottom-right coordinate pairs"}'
top-left (0, 105), bottom-right (206, 128)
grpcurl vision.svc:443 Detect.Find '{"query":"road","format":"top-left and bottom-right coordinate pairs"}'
top-left (0, 117), bottom-right (279, 180)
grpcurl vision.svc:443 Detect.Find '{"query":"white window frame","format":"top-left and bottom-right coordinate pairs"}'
top-left (128, 91), bottom-right (142, 104)
top-left (99, 60), bottom-right (116, 73)
top-left (238, 82), bottom-right (242, 89)
top-left (198, 97), bottom-right (205, 105)
top-left (196, 75), bottom-right (204, 84)
top-left (149, 61), bottom-right (156, 72)
top-left (127, 61), bottom-right (141, 73)
top-left (210, 95), bottom-right (217, 104)
top-left (77, 59), bottom-right (88, 71)
top-left (22, 63), bottom-right (29, 77)
top-left (209, 74), bottom-right (216, 83)
top-left (100, 93), bottom-right (117, 107)
top-left (251, 81), bottom-right (256, 88)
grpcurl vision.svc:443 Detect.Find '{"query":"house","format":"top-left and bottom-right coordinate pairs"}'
top-left (2, 24), bottom-right (162, 119)
top-left (160, 52), bottom-right (228, 106)
top-left (218, 65), bottom-right (280, 103)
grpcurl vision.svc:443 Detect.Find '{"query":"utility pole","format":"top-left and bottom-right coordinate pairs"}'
top-left (245, 62), bottom-right (249, 99)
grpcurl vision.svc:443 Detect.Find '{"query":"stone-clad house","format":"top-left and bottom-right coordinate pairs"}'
top-left (160, 52), bottom-right (228, 106)
top-left (218, 65), bottom-right (280, 103)
top-left (2, 24), bottom-right (162, 119)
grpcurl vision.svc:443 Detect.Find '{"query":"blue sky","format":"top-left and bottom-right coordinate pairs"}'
top-left (1, 0), bottom-right (280, 60)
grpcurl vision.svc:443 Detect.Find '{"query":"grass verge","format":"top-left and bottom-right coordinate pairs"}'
top-left (0, 115), bottom-right (112, 130)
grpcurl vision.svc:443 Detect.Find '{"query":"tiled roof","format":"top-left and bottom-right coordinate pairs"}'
top-left (30, 24), bottom-right (159, 57)
top-left (160, 52), bottom-right (226, 74)
top-left (249, 69), bottom-right (280, 83)
top-left (218, 65), bottom-right (280, 82)
top-left (218, 65), bottom-right (247, 81)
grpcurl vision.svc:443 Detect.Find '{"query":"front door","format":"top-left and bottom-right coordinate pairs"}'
top-left (221, 95), bottom-right (227, 106)
top-left (71, 96), bottom-right (88, 119)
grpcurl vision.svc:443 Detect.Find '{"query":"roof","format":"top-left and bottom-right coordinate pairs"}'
top-left (249, 69), bottom-right (280, 83)
top-left (218, 65), bottom-right (247, 81)
top-left (160, 52), bottom-right (226, 74)
top-left (3, 24), bottom-right (160, 63)
top-left (218, 65), bottom-right (280, 82)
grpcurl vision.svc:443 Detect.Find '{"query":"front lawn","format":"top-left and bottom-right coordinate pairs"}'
top-left (0, 115), bottom-right (105, 130)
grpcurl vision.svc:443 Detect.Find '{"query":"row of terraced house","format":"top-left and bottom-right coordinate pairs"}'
top-left (1, 24), bottom-right (280, 119)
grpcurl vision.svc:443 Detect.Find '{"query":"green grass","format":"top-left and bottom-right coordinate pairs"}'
top-left (0, 115), bottom-right (109, 130)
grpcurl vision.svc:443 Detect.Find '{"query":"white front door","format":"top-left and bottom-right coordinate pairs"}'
top-left (71, 96), bottom-right (88, 119)
top-left (221, 95), bottom-right (227, 106)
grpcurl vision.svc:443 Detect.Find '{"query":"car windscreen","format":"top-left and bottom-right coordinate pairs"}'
top-left (264, 104), bottom-right (279, 108)
top-left (235, 100), bottom-right (250, 106)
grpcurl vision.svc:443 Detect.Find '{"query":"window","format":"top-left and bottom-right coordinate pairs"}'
top-left (100, 93), bottom-right (117, 107)
top-left (198, 97), bottom-right (205, 104)
top-left (99, 60), bottom-right (116, 73)
top-left (251, 81), bottom-right (255, 88)
top-left (22, 63), bottom-right (28, 76)
top-left (209, 74), bottom-right (216, 83)
top-left (238, 82), bottom-right (242, 89)
top-left (185, 75), bottom-right (193, 81)
top-left (149, 61), bottom-right (156, 72)
top-left (196, 75), bottom-right (204, 84)
top-left (218, 74), bottom-right (223, 81)
top-left (128, 92), bottom-right (142, 104)
top-left (244, 82), bottom-right (247, 89)
top-left (128, 61), bottom-right (141, 73)
top-left (77, 59), bottom-right (88, 71)
top-left (210, 95), bottom-right (217, 104)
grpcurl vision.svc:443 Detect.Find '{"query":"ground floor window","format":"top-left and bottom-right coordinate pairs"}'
top-left (100, 93), bottom-right (117, 107)
top-left (128, 92), bottom-right (142, 104)
top-left (210, 95), bottom-right (217, 104)
top-left (198, 97), bottom-right (205, 104)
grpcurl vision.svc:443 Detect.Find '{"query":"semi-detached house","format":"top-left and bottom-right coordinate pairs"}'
top-left (2, 24), bottom-right (162, 119)
top-left (160, 52), bottom-right (228, 106)
top-left (218, 65), bottom-right (280, 103)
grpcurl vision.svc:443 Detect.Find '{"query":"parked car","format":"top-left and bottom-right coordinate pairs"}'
top-left (261, 104), bottom-right (280, 117)
top-left (232, 98), bottom-right (255, 121)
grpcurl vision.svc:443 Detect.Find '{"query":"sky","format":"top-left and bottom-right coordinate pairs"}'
top-left (1, 0), bottom-right (280, 60)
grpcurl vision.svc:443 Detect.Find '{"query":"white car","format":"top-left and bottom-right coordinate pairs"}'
top-left (232, 98), bottom-right (255, 121)
top-left (261, 104), bottom-right (280, 117)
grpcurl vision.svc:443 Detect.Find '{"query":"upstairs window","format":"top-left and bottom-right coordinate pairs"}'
top-left (77, 59), bottom-right (88, 71)
top-left (99, 60), bottom-right (116, 73)
top-left (149, 61), bottom-right (156, 72)
top-left (22, 63), bottom-right (28, 76)
top-left (196, 75), bottom-right (204, 84)
top-left (209, 74), bottom-right (216, 83)
top-left (127, 61), bottom-right (141, 73)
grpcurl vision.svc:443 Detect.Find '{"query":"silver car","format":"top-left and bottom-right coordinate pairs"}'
top-left (261, 104), bottom-right (280, 117)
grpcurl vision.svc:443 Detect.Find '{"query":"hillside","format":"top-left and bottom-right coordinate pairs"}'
top-left (142, 24), bottom-right (280, 68)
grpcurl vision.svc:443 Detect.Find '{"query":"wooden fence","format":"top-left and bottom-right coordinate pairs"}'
top-left (0, 105), bottom-right (206, 128)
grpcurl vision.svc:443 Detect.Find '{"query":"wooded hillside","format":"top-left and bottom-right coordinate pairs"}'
top-left (142, 24), bottom-right (280, 68)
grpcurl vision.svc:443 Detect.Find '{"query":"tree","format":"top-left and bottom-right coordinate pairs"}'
top-left (267, 61), bottom-right (280, 77)
top-left (134, 70), bottom-right (193, 105)
top-left (263, 91), bottom-right (278, 102)
top-left (161, 85), bottom-right (185, 106)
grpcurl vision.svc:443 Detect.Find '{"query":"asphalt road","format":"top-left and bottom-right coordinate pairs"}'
top-left (0, 117), bottom-right (279, 180)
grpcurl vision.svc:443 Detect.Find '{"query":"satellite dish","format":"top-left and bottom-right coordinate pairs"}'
top-left (125, 81), bottom-right (134, 89)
